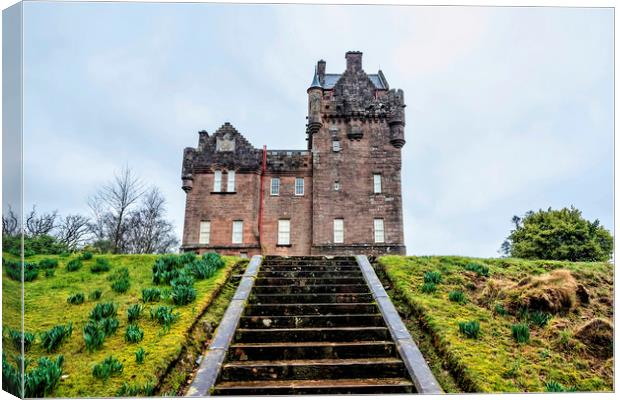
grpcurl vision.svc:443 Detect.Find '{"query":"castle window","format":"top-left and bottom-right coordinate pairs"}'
top-left (374, 218), bottom-right (385, 243)
top-left (199, 221), bottom-right (210, 244)
top-left (213, 170), bottom-right (222, 192)
top-left (333, 219), bottom-right (344, 244)
top-left (295, 178), bottom-right (304, 196)
top-left (271, 178), bottom-right (280, 196)
top-left (278, 219), bottom-right (291, 245)
top-left (334, 181), bottom-right (340, 191)
top-left (227, 170), bottom-right (236, 192)
top-left (232, 220), bottom-right (243, 244)
top-left (373, 174), bottom-right (382, 193)
top-left (332, 140), bottom-right (341, 152)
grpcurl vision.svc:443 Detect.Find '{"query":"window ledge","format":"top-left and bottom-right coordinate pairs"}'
top-left (276, 244), bottom-right (292, 247)
top-left (210, 191), bottom-right (237, 195)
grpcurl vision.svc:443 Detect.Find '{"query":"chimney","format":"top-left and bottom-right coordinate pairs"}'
top-left (317, 60), bottom-right (326, 85)
top-left (345, 51), bottom-right (363, 72)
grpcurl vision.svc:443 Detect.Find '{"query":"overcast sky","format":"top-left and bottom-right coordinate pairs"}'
top-left (18, 3), bottom-right (613, 257)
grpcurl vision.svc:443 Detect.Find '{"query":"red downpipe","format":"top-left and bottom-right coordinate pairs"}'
top-left (258, 145), bottom-right (267, 250)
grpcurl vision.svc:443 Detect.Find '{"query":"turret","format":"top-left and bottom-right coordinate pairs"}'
top-left (306, 68), bottom-right (323, 144)
top-left (387, 89), bottom-right (406, 148)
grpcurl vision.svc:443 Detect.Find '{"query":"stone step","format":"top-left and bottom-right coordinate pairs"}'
top-left (260, 265), bottom-right (360, 272)
top-left (227, 341), bottom-right (397, 361)
top-left (220, 357), bottom-right (406, 381)
top-left (212, 378), bottom-right (415, 395)
top-left (252, 284), bottom-right (369, 294)
top-left (250, 293), bottom-right (374, 304)
top-left (254, 277), bottom-right (366, 286)
top-left (239, 314), bottom-right (384, 329)
top-left (258, 270), bottom-right (363, 278)
top-left (244, 303), bottom-right (379, 316)
top-left (234, 327), bottom-right (390, 343)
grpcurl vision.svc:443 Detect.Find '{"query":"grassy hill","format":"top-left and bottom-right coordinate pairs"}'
top-left (2, 253), bottom-right (243, 397)
top-left (377, 256), bottom-right (613, 393)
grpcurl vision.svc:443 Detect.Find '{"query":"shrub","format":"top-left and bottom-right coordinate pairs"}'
top-left (66, 259), bottom-right (82, 272)
top-left (203, 252), bottom-right (225, 270)
top-left (464, 262), bottom-right (489, 277)
top-left (420, 282), bottom-right (437, 293)
top-left (109, 267), bottom-right (130, 293)
top-left (171, 283), bottom-right (197, 305)
top-left (512, 323), bottom-right (530, 343)
top-left (179, 252), bottom-right (197, 264)
top-left (80, 251), bottom-right (93, 260)
top-left (39, 258), bottom-right (59, 269)
top-left (100, 318), bottom-right (120, 336)
top-left (424, 271), bottom-right (442, 284)
top-left (90, 258), bottom-right (111, 273)
top-left (4, 260), bottom-right (39, 282)
top-left (2, 354), bottom-right (65, 398)
top-left (127, 304), bottom-right (143, 322)
top-left (185, 259), bottom-right (216, 280)
top-left (135, 347), bottom-right (146, 364)
top-left (45, 268), bottom-right (55, 278)
top-left (171, 271), bottom-right (195, 288)
top-left (89, 302), bottom-right (117, 321)
top-left (88, 289), bottom-right (102, 301)
top-left (40, 323), bottom-right (73, 352)
top-left (83, 321), bottom-right (105, 352)
top-left (458, 320), bottom-right (480, 339)
top-left (7, 327), bottom-right (35, 352)
top-left (2, 353), bottom-right (21, 397)
top-left (67, 293), bottom-right (85, 305)
top-left (448, 290), bottom-right (466, 304)
top-left (92, 356), bottom-right (123, 380)
top-left (142, 287), bottom-right (161, 302)
top-left (530, 310), bottom-right (552, 328)
top-left (152, 255), bottom-right (184, 285)
top-left (150, 306), bottom-right (180, 332)
top-left (125, 324), bottom-right (144, 343)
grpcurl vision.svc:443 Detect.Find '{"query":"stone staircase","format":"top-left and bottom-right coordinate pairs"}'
top-left (211, 256), bottom-right (416, 395)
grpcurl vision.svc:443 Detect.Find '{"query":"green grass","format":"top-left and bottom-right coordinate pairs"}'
top-left (378, 255), bottom-right (613, 393)
top-left (2, 253), bottom-right (239, 397)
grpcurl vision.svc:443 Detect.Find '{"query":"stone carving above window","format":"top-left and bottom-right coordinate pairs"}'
top-left (216, 133), bottom-right (236, 152)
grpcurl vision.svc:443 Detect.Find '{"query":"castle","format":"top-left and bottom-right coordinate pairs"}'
top-left (181, 51), bottom-right (406, 257)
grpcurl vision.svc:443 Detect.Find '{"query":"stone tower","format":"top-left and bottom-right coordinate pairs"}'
top-left (307, 51), bottom-right (406, 255)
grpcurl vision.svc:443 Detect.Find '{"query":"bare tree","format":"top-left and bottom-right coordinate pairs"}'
top-left (2, 206), bottom-right (19, 236)
top-left (24, 206), bottom-right (57, 237)
top-left (125, 188), bottom-right (178, 253)
top-left (56, 214), bottom-right (92, 251)
top-left (90, 166), bottom-right (145, 253)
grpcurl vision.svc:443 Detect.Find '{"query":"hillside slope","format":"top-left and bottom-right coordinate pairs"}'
top-left (377, 256), bottom-right (613, 393)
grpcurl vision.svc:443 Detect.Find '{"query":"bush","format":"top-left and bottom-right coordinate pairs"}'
top-left (152, 255), bottom-right (184, 285)
top-left (89, 302), bottom-right (118, 321)
top-left (66, 259), bottom-right (82, 272)
top-left (83, 321), bottom-right (105, 352)
top-left (67, 293), bottom-right (85, 305)
top-left (141, 287), bottom-right (161, 302)
top-left (424, 271), bottom-right (442, 284)
top-left (4, 260), bottom-right (39, 282)
top-left (109, 267), bottom-right (130, 293)
top-left (40, 323), bottom-right (73, 352)
top-left (458, 320), bottom-right (480, 339)
top-left (530, 311), bottom-right (552, 328)
top-left (39, 258), bottom-right (59, 269)
top-left (92, 356), bottom-right (123, 380)
top-left (150, 306), bottom-right (180, 332)
top-left (171, 283), bottom-right (197, 305)
top-left (88, 289), bottom-right (102, 301)
top-left (45, 268), bottom-right (55, 278)
top-left (171, 271), bottom-right (195, 288)
top-left (3, 233), bottom-right (68, 258)
top-left (124, 324), bottom-right (144, 343)
top-left (512, 323), bottom-right (530, 343)
top-left (203, 252), bottom-right (225, 270)
top-left (135, 347), bottom-right (146, 364)
top-left (90, 258), bottom-right (111, 273)
top-left (448, 290), bottom-right (466, 304)
top-left (127, 304), bottom-right (143, 322)
top-left (179, 252), bottom-right (197, 264)
top-left (2, 353), bottom-right (65, 398)
top-left (7, 327), bottom-right (35, 352)
top-left (494, 303), bottom-right (507, 316)
top-left (420, 282), bottom-right (437, 293)
top-left (464, 262), bottom-right (489, 277)
top-left (185, 259), bottom-right (216, 280)
top-left (80, 251), bottom-right (93, 260)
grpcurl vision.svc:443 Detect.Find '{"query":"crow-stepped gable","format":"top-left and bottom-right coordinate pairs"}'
top-left (181, 51), bottom-right (406, 256)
